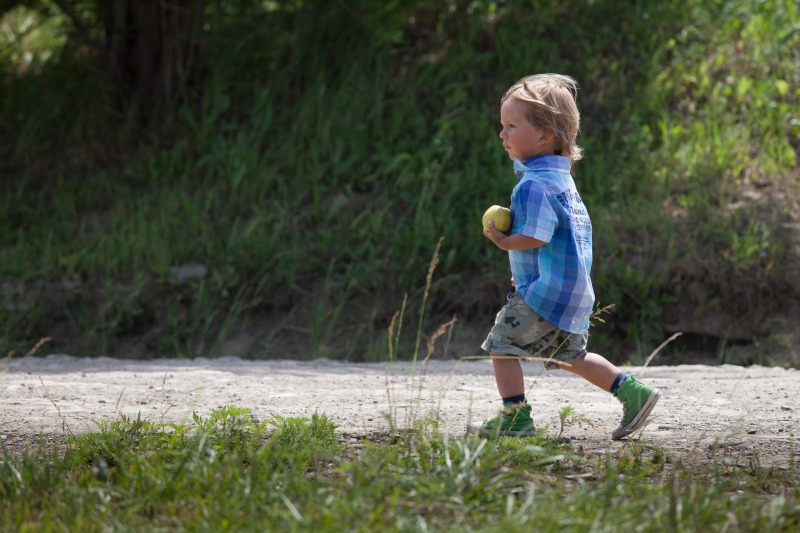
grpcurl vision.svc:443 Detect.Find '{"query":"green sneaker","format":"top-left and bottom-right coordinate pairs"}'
top-left (612, 376), bottom-right (662, 440)
top-left (467, 403), bottom-right (536, 438)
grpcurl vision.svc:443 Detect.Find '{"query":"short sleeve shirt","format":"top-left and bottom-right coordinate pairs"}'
top-left (508, 155), bottom-right (595, 333)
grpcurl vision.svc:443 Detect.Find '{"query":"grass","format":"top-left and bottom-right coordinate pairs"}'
top-left (2, 3), bottom-right (798, 526)
top-left (1, 408), bottom-right (797, 531)
top-left (1, 0), bottom-right (799, 363)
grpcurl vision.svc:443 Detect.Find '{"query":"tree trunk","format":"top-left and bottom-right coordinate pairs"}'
top-left (100, 0), bottom-right (205, 124)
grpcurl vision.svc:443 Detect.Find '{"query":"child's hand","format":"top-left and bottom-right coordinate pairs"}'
top-left (483, 223), bottom-right (545, 251)
top-left (482, 220), bottom-right (508, 248)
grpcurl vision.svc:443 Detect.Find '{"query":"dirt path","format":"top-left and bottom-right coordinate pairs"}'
top-left (1, 355), bottom-right (798, 470)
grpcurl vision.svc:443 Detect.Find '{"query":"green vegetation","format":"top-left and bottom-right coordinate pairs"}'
top-left (1, 0), bottom-right (798, 363)
top-left (1, 409), bottom-right (797, 531)
top-left (2, 4), bottom-right (797, 528)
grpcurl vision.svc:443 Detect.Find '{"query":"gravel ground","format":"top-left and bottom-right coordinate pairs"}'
top-left (1, 355), bottom-right (798, 470)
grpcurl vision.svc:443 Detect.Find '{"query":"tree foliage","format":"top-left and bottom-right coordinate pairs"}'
top-left (1, 0), bottom-right (205, 122)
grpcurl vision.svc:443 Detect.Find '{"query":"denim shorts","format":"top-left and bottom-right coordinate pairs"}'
top-left (481, 292), bottom-right (588, 370)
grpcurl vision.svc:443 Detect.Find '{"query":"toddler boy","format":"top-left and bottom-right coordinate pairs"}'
top-left (468, 74), bottom-right (661, 440)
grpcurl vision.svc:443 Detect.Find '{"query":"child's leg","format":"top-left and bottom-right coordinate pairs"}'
top-left (562, 350), bottom-right (661, 440)
top-left (490, 352), bottom-right (525, 400)
top-left (560, 352), bottom-right (619, 392)
top-left (466, 352), bottom-right (534, 437)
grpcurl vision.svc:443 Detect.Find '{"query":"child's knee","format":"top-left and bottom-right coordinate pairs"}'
top-left (553, 351), bottom-right (587, 372)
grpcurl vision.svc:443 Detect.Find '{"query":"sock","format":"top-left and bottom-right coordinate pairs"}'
top-left (610, 373), bottom-right (629, 396)
top-left (502, 394), bottom-right (526, 405)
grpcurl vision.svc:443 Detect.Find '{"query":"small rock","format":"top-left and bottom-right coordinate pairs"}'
top-left (169, 263), bottom-right (209, 283)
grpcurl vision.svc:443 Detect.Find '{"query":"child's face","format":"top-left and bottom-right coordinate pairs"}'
top-left (499, 98), bottom-right (553, 161)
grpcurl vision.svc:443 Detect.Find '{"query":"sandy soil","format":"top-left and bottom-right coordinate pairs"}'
top-left (1, 355), bottom-right (798, 471)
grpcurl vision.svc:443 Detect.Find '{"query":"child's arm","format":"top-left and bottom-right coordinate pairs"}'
top-left (483, 221), bottom-right (545, 251)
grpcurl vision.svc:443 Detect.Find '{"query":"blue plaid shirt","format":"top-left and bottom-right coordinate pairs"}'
top-left (508, 155), bottom-right (594, 333)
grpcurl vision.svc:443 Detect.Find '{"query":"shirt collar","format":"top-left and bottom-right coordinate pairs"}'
top-left (513, 155), bottom-right (571, 180)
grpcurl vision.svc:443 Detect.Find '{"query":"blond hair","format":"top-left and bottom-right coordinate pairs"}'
top-left (501, 74), bottom-right (583, 163)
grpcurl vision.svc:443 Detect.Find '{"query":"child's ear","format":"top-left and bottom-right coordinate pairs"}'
top-left (539, 129), bottom-right (556, 145)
